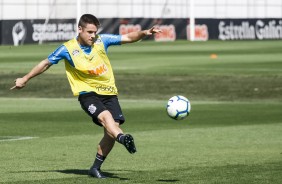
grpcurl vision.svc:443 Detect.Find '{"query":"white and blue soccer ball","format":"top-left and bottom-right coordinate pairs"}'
top-left (166, 95), bottom-right (191, 120)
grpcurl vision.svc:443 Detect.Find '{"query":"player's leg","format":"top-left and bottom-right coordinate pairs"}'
top-left (89, 120), bottom-right (136, 178)
top-left (79, 93), bottom-right (136, 154)
top-left (89, 127), bottom-right (116, 179)
top-left (98, 126), bottom-right (117, 156)
top-left (97, 110), bottom-right (123, 138)
top-left (97, 110), bottom-right (136, 154)
top-left (98, 98), bottom-right (137, 154)
top-left (79, 93), bottom-right (136, 178)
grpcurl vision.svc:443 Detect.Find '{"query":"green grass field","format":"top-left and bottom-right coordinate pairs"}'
top-left (0, 40), bottom-right (282, 183)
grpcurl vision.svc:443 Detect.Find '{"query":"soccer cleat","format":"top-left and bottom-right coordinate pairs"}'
top-left (89, 167), bottom-right (107, 179)
top-left (123, 134), bottom-right (137, 154)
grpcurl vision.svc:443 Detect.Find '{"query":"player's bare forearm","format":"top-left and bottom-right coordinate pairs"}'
top-left (122, 31), bottom-right (147, 43)
top-left (10, 59), bottom-right (52, 90)
top-left (26, 59), bottom-right (51, 79)
top-left (121, 27), bottom-right (162, 44)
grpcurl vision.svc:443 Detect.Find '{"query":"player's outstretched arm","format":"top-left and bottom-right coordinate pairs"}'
top-left (121, 26), bottom-right (162, 44)
top-left (10, 59), bottom-right (52, 90)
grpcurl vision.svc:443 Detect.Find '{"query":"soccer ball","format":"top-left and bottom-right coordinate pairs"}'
top-left (166, 95), bottom-right (191, 120)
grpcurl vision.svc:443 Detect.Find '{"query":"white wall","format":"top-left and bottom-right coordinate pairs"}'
top-left (0, 0), bottom-right (281, 20)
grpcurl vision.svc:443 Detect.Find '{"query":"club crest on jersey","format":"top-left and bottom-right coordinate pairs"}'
top-left (94, 38), bottom-right (102, 44)
top-left (72, 49), bottom-right (80, 56)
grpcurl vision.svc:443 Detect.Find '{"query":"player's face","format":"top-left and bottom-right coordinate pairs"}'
top-left (78, 23), bottom-right (98, 46)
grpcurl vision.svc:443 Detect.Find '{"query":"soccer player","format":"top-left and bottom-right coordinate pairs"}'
top-left (10, 14), bottom-right (162, 179)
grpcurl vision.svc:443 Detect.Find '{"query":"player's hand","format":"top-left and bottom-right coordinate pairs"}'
top-left (145, 27), bottom-right (162, 36)
top-left (10, 78), bottom-right (27, 90)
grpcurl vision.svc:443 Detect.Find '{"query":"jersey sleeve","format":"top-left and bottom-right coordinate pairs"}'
top-left (99, 34), bottom-right (122, 52)
top-left (48, 45), bottom-right (72, 65)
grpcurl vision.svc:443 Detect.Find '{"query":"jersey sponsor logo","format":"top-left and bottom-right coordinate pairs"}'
top-left (72, 49), bottom-right (80, 56)
top-left (88, 64), bottom-right (108, 76)
top-left (95, 84), bottom-right (117, 93)
top-left (88, 104), bottom-right (97, 114)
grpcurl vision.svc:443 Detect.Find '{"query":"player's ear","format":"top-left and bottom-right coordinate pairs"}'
top-left (78, 26), bottom-right (83, 33)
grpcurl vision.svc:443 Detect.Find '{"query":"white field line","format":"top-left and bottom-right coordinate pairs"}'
top-left (0, 136), bottom-right (38, 142)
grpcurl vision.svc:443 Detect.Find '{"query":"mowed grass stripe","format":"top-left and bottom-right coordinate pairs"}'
top-left (1, 97), bottom-right (282, 113)
top-left (0, 136), bottom-right (38, 142)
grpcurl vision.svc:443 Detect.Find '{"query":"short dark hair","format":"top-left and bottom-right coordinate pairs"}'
top-left (78, 14), bottom-right (100, 28)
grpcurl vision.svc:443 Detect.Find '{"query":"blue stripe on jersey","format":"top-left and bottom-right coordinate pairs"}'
top-left (48, 45), bottom-right (74, 66)
top-left (47, 34), bottom-right (122, 67)
top-left (100, 34), bottom-right (122, 52)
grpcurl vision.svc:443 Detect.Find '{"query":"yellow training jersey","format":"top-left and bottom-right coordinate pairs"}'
top-left (62, 36), bottom-right (118, 96)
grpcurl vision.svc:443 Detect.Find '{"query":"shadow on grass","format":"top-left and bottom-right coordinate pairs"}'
top-left (12, 169), bottom-right (181, 182)
top-left (56, 169), bottom-right (130, 180)
top-left (56, 169), bottom-right (180, 182)
top-left (55, 169), bottom-right (88, 175)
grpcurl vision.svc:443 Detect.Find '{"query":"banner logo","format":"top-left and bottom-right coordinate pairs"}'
top-left (218, 20), bottom-right (282, 40)
top-left (187, 24), bottom-right (209, 41)
top-left (32, 23), bottom-right (76, 42)
top-left (12, 21), bottom-right (27, 46)
top-left (154, 25), bottom-right (176, 42)
top-left (119, 24), bottom-right (141, 35)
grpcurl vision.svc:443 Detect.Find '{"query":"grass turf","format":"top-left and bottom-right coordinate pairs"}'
top-left (0, 40), bottom-right (282, 183)
top-left (0, 99), bottom-right (282, 183)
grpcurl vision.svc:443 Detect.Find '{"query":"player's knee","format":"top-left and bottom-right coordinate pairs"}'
top-left (98, 110), bottom-right (113, 126)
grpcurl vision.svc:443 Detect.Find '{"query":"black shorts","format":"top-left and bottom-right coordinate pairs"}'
top-left (78, 92), bottom-right (125, 127)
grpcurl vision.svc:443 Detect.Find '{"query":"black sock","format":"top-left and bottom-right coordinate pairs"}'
top-left (92, 153), bottom-right (106, 169)
top-left (116, 133), bottom-right (125, 144)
